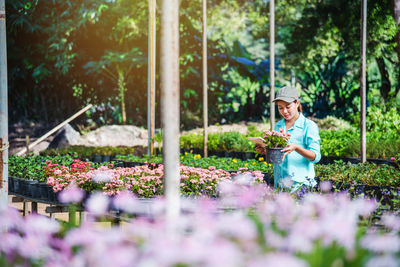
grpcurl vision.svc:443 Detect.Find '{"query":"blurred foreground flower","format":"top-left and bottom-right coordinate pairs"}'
top-left (58, 185), bottom-right (85, 204)
top-left (0, 185), bottom-right (398, 266)
top-left (86, 192), bottom-right (109, 216)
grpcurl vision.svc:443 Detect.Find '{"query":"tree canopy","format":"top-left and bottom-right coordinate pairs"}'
top-left (5, 0), bottom-right (400, 127)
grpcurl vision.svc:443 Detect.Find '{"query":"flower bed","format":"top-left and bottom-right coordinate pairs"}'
top-left (8, 155), bottom-right (400, 209)
top-left (43, 159), bottom-right (264, 198)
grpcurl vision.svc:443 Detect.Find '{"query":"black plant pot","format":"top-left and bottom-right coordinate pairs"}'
top-left (13, 177), bottom-right (21, 194)
top-left (102, 155), bottom-right (111, 162)
top-left (20, 179), bottom-right (28, 197)
top-left (266, 148), bottom-right (284, 164)
top-left (25, 180), bottom-right (38, 198)
top-left (47, 186), bottom-right (57, 202)
top-left (243, 152), bottom-right (255, 160)
top-left (123, 161), bottom-right (143, 168)
top-left (30, 181), bottom-right (41, 199)
top-left (39, 183), bottom-right (49, 200)
top-left (262, 173), bottom-right (274, 186)
top-left (8, 176), bottom-right (14, 193)
top-left (93, 154), bottom-right (102, 163)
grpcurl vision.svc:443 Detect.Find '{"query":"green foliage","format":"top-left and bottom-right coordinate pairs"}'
top-left (180, 124), bottom-right (400, 159)
top-left (6, 0), bottom-right (400, 127)
top-left (180, 131), bottom-right (253, 152)
top-left (117, 152), bottom-right (274, 175)
top-left (352, 106), bottom-right (400, 133)
top-left (319, 130), bottom-right (357, 157)
top-left (9, 154), bottom-right (76, 182)
top-left (40, 146), bottom-right (134, 158)
top-left (262, 130), bottom-right (290, 149)
top-left (316, 116), bottom-right (353, 131)
top-left (316, 161), bottom-right (400, 187)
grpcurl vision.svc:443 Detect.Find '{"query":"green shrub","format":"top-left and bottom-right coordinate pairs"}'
top-left (317, 116), bottom-right (353, 131)
top-left (316, 161), bottom-right (400, 187)
top-left (40, 146), bottom-right (134, 158)
top-left (352, 106), bottom-right (400, 133)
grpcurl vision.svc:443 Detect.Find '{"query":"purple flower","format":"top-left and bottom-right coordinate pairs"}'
top-left (24, 215), bottom-right (60, 236)
top-left (366, 255), bottom-right (398, 267)
top-left (86, 192), bottom-right (109, 216)
top-left (58, 185), bottom-right (85, 204)
top-left (381, 214), bottom-right (400, 231)
top-left (112, 191), bottom-right (139, 213)
top-left (249, 253), bottom-right (308, 267)
top-left (361, 233), bottom-right (400, 253)
top-left (319, 181), bottom-right (332, 192)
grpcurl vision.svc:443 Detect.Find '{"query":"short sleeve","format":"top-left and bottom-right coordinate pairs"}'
top-left (305, 121), bottom-right (321, 163)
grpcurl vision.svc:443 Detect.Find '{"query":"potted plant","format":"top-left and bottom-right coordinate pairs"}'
top-left (263, 130), bottom-right (290, 164)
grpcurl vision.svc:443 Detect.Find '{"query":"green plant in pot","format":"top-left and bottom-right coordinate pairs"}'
top-left (263, 130), bottom-right (290, 164)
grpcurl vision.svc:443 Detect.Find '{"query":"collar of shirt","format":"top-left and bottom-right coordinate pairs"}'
top-left (275, 113), bottom-right (305, 132)
top-left (291, 113), bottom-right (306, 131)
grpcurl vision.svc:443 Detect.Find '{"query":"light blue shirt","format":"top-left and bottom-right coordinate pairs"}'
top-left (273, 113), bottom-right (321, 188)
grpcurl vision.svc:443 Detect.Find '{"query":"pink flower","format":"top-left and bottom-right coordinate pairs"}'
top-left (390, 157), bottom-right (395, 161)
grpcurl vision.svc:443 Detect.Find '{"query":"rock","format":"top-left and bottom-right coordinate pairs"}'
top-left (48, 124), bottom-right (82, 148)
top-left (79, 125), bottom-right (148, 147)
top-left (31, 141), bottom-right (50, 154)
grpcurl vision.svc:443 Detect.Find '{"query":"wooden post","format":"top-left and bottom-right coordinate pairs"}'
top-left (360, 0), bottom-right (367, 162)
top-left (16, 104), bottom-right (93, 156)
top-left (161, 0), bottom-right (180, 224)
top-left (31, 201), bottom-right (38, 214)
top-left (148, 0), bottom-right (156, 157)
top-left (26, 135), bottom-right (30, 155)
top-left (203, 0), bottom-right (208, 158)
top-left (0, 0), bottom-right (8, 208)
top-left (269, 0), bottom-right (275, 131)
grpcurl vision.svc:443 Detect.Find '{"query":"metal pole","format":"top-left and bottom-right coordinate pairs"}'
top-left (148, 0), bottom-right (156, 157)
top-left (360, 0), bottom-right (367, 162)
top-left (0, 0), bottom-right (8, 208)
top-left (203, 0), bottom-right (208, 158)
top-left (161, 0), bottom-right (180, 223)
top-left (269, 0), bottom-right (275, 130)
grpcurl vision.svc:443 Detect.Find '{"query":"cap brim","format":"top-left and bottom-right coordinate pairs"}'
top-left (272, 96), bottom-right (297, 103)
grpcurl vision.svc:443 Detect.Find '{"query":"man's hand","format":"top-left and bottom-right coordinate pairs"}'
top-left (255, 144), bottom-right (266, 154)
top-left (280, 143), bottom-right (299, 161)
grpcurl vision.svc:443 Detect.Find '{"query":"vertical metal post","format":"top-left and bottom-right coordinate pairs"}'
top-left (161, 0), bottom-right (180, 223)
top-left (202, 0), bottom-right (208, 158)
top-left (0, 0), bottom-right (8, 208)
top-left (360, 0), bottom-right (367, 163)
top-left (269, 0), bottom-right (275, 130)
top-left (148, 0), bottom-right (156, 157)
